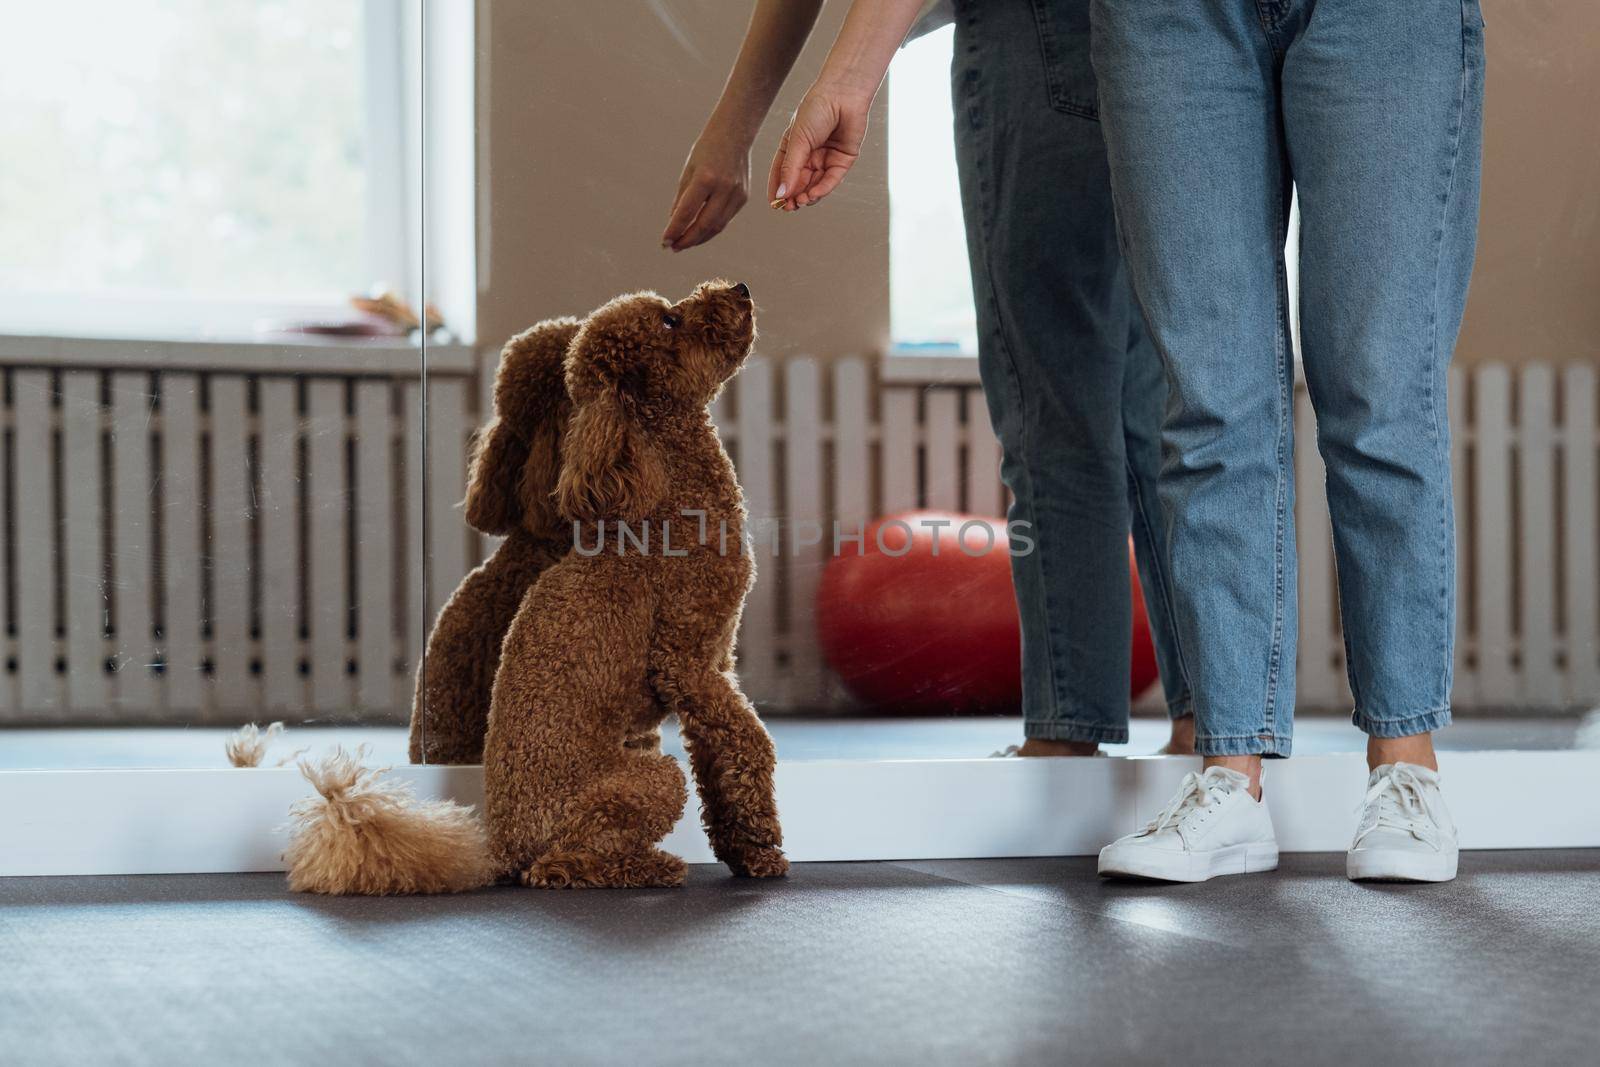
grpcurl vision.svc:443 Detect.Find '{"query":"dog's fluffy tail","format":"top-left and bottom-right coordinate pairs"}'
top-left (284, 747), bottom-right (495, 895)
top-left (225, 721), bottom-right (284, 767)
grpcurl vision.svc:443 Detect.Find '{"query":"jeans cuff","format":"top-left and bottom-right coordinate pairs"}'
top-left (1194, 731), bottom-right (1292, 758)
top-left (1024, 719), bottom-right (1130, 745)
top-left (1351, 705), bottom-right (1452, 739)
top-left (1164, 694), bottom-right (1194, 721)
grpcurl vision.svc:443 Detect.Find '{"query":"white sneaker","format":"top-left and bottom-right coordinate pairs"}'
top-left (1098, 766), bottom-right (1279, 882)
top-left (1346, 762), bottom-right (1458, 883)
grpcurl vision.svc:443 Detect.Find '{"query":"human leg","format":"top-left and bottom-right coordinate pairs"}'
top-left (953, 0), bottom-right (1188, 751)
top-left (1091, 0), bottom-right (1298, 764)
top-left (1281, 0), bottom-right (1485, 881)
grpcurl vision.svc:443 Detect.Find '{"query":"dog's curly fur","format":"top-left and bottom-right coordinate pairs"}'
top-left (408, 318), bottom-right (579, 765)
top-left (484, 281), bottom-right (787, 888)
top-left (409, 317), bottom-right (667, 765)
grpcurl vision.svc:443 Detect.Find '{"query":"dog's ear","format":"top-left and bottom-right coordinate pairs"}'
top-left (463, 317), bottom-right (580, 535)
top-left (555, 393), bottom-right (666, 524)
top-left (462, 417), bottom-right (526, 536)
top-left (514, 420), bottom-right (563, 531)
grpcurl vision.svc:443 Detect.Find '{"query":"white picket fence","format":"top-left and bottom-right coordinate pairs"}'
top-left (0, 335), bottom-right (483, 724)
top-left (718, 357), bottom-right (1600, 715)
top-left (0, 337), bottom-right (1593, 722)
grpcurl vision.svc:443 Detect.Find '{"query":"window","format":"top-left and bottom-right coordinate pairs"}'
top-left (0, 0), bottom-right (413, 339)
top-left (888, 24), bottom-right (977, 355)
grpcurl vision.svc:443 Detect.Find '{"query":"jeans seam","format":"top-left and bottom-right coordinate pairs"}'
top-left (1351, 704), bottom-right (1453, 739)
top-left (1024, 719), bottom-right (1130, 743)
top-left (1124, 454), bottom-right (1193, 706)
top-left (1263, 154), bottom-right (1293, 743)
top-left (1418, 3), bottom-right (1475, 707)
top-left (1105, 170), bottom-right (1202, 730)
top-left (1193, 730), bottom-right (1293, 757)
top-left (1253, 1), bottom-right (1289, 57)
top-left (1028, 0), bottom-right (1101, 119)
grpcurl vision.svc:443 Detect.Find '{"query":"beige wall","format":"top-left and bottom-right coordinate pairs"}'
top-left (476, 1), bottom-right (1597, 368)
top-left (1458, 0), bottom-right (1600, 366)
top-left (476, 0), bottom-right (889, 360)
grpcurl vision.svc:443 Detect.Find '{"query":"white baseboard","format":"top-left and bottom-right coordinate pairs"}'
top-left (2, 751), bottom-right (1594, 878)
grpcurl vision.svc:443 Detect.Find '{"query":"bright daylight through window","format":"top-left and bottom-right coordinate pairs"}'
top-left (888, 24), bottom-right (977, 356)
top-left (0, 0), bottom-right (404, 338)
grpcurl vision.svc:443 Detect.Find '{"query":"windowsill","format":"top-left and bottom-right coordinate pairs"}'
top-left (0, 332), bottom-right (476, 376)
top-left (880, 349), bottom-right (981, 385)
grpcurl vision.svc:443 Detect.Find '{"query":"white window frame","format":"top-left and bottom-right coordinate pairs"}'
top-left (0, 0), bottom-right (420, 344)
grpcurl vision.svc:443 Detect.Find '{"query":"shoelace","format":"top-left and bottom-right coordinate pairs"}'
top-left (1354, 764), bottom-right (1444, 848)
top-left (1143, 767), bottom-right (1240, 836)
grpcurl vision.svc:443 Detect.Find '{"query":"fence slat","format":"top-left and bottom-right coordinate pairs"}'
top-left (881, 388), bottom-right (918, 513)
top-left (426, 377), bottom-right (469, 625)
top-left (1294, 388), bottom-right (1344, 709)
top-left (1518, 366), bottom-right (1559, 707)
top-left (0, 371), bottom-right (10, 715)
top-left (1474, 365), bottom-right (1515, 705)
top-left (257, 378), bottom-right (301, 712)
top-left (783, 358), bottom-right (824, 707)
top-left (355, 380), bottom-right (396, 713)
top-left (831, 358), bottom-right (870, 528)
top-left (208, 377), bottom-right (253, 708)
top-left (824, 359), bottom-right (871, 707)
top-left (160, 373), bottom-right (204, 716)
top-left (1448, 366), bottom-right (1477, 707)
top-left (401, 382), bottom-right (425, 715)
top-left (964, 395), bottom-right (1003, 518)
top-left (110, 373), bottom-right (156, 713)
top-left (307, 380), bottom-right (349, 714)
top-left (14, 372), bottom-right (57, 714)
top-left (61, 371), bottom-right (108, 715)
top-left (734, 357), bottom-right (776, 699)
top-left (924, 390), bottom-right (960, 511)
top-left (1564, 364), bottom-right (1599, 705)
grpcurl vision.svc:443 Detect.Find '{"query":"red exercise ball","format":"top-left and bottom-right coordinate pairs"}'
top-left (815, 510), bottom-right (1159, 714)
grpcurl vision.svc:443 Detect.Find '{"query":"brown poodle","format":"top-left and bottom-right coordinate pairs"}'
top-left (408, 318), bottom-right (578, 765)
top-left (483, 280), bottom-right (787, 888)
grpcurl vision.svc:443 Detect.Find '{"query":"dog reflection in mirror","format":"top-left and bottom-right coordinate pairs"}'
top-left (407, 316), bottom-right (579, 766)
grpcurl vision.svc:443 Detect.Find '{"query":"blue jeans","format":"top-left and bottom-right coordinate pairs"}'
top-left (1090, 0), bottom-right (1485, 755)
top-left (951, 0), bottom-right (1191, 744)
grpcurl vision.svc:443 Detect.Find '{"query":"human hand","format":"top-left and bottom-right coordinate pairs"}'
top-left (768, 82), bottom-right (872, 211)
top-left (662, 127), bottom-right (752, 252)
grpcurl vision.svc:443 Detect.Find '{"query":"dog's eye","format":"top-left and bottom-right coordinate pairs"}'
top-left (661, 311), bottom-right (682, 331)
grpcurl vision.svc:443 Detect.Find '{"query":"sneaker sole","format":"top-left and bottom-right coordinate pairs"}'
top-left (1346, 848), bottom-right (1458, 883)
top-left (1098, 841), bottom-right (1279, 883)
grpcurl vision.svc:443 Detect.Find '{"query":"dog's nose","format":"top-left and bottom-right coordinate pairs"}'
top-left (732, 281), bottom-right (750, 298)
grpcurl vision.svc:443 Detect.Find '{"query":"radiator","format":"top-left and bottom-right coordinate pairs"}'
top-left (0, 339), bottom-right (1593, 723)
top-left (0, 337), bottom-right (482, 724)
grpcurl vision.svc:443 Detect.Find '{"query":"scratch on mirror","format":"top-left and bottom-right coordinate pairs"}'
top-left (646, 0), bottom-right (703, 61)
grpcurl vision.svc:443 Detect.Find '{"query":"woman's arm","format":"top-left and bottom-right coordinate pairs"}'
top-left (662, 0), bottom-right (827, 251)
top-left (769, 0), bottom-right (926, 211)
